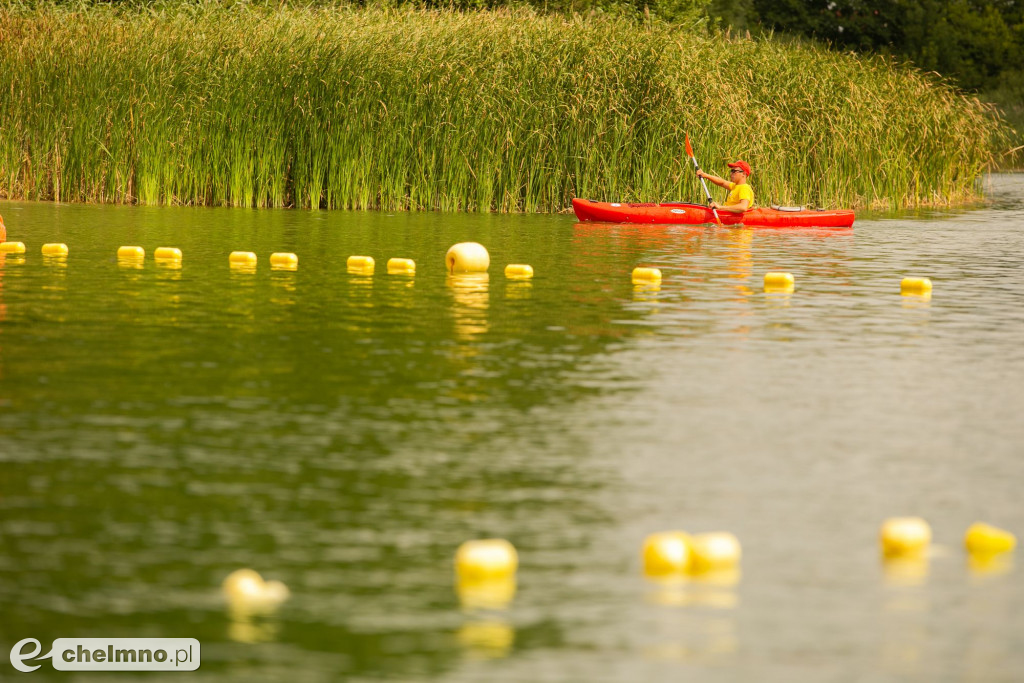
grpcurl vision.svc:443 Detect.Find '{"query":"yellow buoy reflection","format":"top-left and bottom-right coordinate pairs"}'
top-left (448, 273), bottom-right (489, 340)
top-left (457, 620), bottom-right (514, 660)
top-left (968, 552), bottom-right (1014, 579)
top-left (883, 556), bottom-right (930, 587)
top-left (456, 576), bottom-right (517, 611)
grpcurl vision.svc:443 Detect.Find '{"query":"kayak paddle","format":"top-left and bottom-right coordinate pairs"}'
top-left (685, 134), bottom-right (721, 224)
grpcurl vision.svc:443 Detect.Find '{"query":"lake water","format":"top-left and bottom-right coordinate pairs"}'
top-left (1, 175), bottom-right (1022, 681)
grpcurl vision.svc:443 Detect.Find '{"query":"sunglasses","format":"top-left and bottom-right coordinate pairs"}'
top-left (729, 168), bottom-right (743, 174)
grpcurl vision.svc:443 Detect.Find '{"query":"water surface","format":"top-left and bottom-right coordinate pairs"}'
top-left (1, 176), bottom-right (1023, 681)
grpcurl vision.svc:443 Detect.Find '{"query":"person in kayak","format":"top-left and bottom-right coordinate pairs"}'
top-left (697, 160), bottom-right (754, 214)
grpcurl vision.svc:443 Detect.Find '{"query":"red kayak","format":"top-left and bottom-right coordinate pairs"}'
top-left (572, 199), bottom-right (855, 228)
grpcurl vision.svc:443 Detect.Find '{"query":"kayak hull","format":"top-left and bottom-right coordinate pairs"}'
top-left (571, 198), bottom-right (855, 228)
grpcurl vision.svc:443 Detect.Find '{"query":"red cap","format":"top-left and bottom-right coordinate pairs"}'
top-left (728, 160), bottom-right (752, 176)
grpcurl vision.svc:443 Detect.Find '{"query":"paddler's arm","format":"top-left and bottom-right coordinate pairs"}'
top-left (709, 199), bottom-right (749, 214)
top-left (696, 170), bottom-right (730, 189)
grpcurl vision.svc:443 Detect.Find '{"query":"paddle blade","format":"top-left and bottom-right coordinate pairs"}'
top-left (685, 134), bottom-right (694, 158)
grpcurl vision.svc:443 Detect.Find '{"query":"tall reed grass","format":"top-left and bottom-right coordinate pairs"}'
top-left (0, 4), bottom-right (1008, 210)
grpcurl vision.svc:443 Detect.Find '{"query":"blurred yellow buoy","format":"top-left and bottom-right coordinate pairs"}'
top-left (347, 255), bottom-right (375, 273)
top-left (222, 568), bottom-right (289, 613)
top-left (154, 247), bottom-right (182, 262)
top-left (764, 272), bottom-right (795, 293)
top-left (455, 539), bottom-right (518, 581)
top-left (964, 522), bottom-right (1016, 555)
top-left (229, 251), bottom-right (257, 267)
top-left (631, 267), bottom-right (662, 284)
top-left (387, 257), bottom-right (416, 274)
top-left (42, 243), bottom-right (69, 257)
top-left (690, 532), bottom-right (742, 571)
top-left (270, 252), bottom-right (298, 271)
top-left (901, 277), bottom-right (932, 296)
top-left (446, 243), bottom-right (489, 273)
top-left (642, 531), bottom-right (692, 576)
top-left (117, 246), bottom-right (145, 260)
top-left (504, 264), bottom-right (533, 280)
top-left (0, 241), bottom-right (26, 254)
top-left (880, 517), bottom-right (931, 557)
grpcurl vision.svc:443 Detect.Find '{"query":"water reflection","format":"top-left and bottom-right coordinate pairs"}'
top-left (270, 271), bottom-right (297, 307)
top-left (447, 273), bottom-right (489, 341)
top-left (882, 556), bottom-right (930, 589)
top-left (457, 620), bottom-right (515, 660)
top-left (967, 553), bottom-right (1014, 580)
top-left (504, 280), bottom-right (532, 301)
top-left (227, 609), bottom-right (281, 644)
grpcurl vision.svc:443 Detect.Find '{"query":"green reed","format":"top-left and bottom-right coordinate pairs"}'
top-left (0, 3), bottom-right (1008, 210)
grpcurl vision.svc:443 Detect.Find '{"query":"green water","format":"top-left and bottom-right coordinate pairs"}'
top-left (2, 176), bottom-right (1023, 681)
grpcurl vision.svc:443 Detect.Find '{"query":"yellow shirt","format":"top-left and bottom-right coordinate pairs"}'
top-left (725, 182), bottom-right (754, 209)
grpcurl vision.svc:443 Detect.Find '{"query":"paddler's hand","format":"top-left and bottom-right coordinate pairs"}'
top-left (709, 201), bottom-right (720, 210)
top-left (696, 170), bottom-right (708, 180)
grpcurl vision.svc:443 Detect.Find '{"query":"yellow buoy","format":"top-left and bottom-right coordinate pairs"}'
top-left (230, 251), bottom-right (257, 266)
top-left (270, 252), bottom-right (298, 271)
top-left (446, 242), bottom-right (490, 273)
top-left (631, 267), bottom-right (662, 284)
top-left (690, 532), bottom-right (742, 571)
top-left (880, 517), bottom-right (932, 557)
top-left (901, 277), bottom-right (932, 296)
top-left (0, 241), bottom-right (26, 254)
top-left (964, 522), bottom-right (1016, 555)
top-left (117, 246), bottom-right (145, 260)
top-left (455, 539), bottom-right (518, 581)
top-left (42, 243), bottom-right (69, 257)
top-left (642, 531), bottom-right (692, 576)
top-left (504, 264), bottom-right (534, 280)
top-left (764, 272), bottom-right (795, 293)
top-left (222, 568), bottom-right (290, 613)
top-left (347, 255), bottom-right (375, 273)
top-left (387, 257), bottom-right (416, 274)
top-left (154, 247), bottom-right (182, 262)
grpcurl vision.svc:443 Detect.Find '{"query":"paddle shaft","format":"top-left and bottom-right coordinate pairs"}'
top-left (689, 156), bottom-right (721, 223)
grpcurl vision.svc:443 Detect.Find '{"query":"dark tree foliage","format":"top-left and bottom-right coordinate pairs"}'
top-left (733, 0), bottom-right (1023, 92)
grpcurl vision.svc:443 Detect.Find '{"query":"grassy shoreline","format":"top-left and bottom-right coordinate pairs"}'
top-left (0, 4), bottom-right (1008, 211)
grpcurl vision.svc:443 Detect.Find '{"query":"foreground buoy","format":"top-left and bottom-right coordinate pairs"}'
top-left (117, 246), bottom-right (145, 260)
top-left (446, 243), bottom-right (489, 273)
top-left (901, 277), bottom-right (932, 296)
top-left (154, 247), bottom-right (182, 262)
top-left (690, 532), bottom-right (742, 571)
top-left (455, 539), bottom-right (518, 581)
top-left (880, 517), bottom-right (931, 557)
top-left (0, 241), bottom-right (26, 254)
top-left (504, 264), bottom-right (534, 280)
top-left (222, 568), bottom-right (290, 613)
top-left (387, 257), bottom-right (416, 274)
top-left (270, 252), bottom-right (298, 271)
top-left (42, 243), bottom-right (69, 257)
top-left (230, 251), bottom-right (257, 267)
top-left (764, 272), bottom-right (795, 293)
top-left (347, 255), bottom-right (375, 273)
top-left (642, 531), bottom-right (692, 576)
top-left (964, 522), bottom-right (1016, 555)
top-left (631, 267), bottom-right (662, 284)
